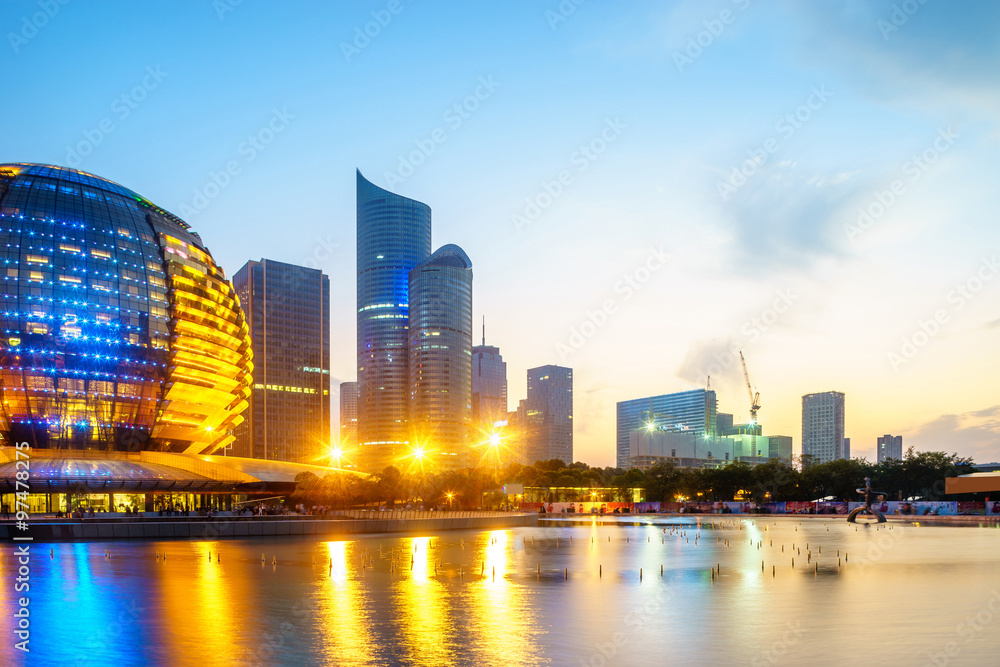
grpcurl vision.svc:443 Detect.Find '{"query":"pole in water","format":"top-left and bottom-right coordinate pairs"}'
top-left (600, 564), bottom-right (602, 577)
top-left (772, 565), bottom-right (775, 577)
top-left (564, 567), bottom-right (568, 580)
top-left (660, 564), bottom-right (663, 576)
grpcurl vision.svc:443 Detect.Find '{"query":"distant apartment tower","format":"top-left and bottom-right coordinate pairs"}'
top-left (408, 245), bottom-right (474, 470)
top-left (801, 391), bottom-right (846, 464)
top-left (843, 437), bottom-right (851, 459)
top-left (356, 170), bottom-right (432, 472)
top-left (616, 389), bottom-right (718, 469)
top-left (472, 323), bottom-right (508, 428)
top-left (769, 435), bottom-right (793, 460)
top-left (339, 382), bottom-right (359, 447)
top-left (526, 365), bottom-right (573, 464)
top-left (877, 434), bottom-right (903, 463)
top-left (233, 259), bottom-right (330, 462)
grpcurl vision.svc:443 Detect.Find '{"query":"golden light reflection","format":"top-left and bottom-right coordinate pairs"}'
top-left (159, 542), bottom-right (240, 664)
top-left (316, 540), bottom-right (375, 665)
top-left (393, 536), bottom-right (455, 665)
top-left (466, 530), bottom-right (542, 664)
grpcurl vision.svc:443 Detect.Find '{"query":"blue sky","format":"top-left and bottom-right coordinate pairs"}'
top-left (3, 0), bottom-right (999, 466)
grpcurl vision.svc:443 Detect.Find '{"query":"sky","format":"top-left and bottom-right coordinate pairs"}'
top-left (2, 0), bottom-right (998, 467)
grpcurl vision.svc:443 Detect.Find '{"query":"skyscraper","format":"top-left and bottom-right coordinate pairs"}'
top-left (877, 434), bottom-right (903, 463)
top-left (356, 170), bottom-right (431, 472)
top-left (526, 365), bottom-right (573, 464)
top-left (339, 381), bottom-right (358, 450)
top-left (472, 321), bottom-right (508, 428)
top-left (768, 435), bottom-right (794, 460)
top-left (616, 389), bottom-right (718, 469)
top-left (408, 244), bottom-right (474, 470)
top-left (801, 391), bottom-right (846, 465)
top-left (233, 259), bottom-right (331, 462)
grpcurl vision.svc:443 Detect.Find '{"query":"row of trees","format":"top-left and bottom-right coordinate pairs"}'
top-left (289, 448), bottom-right (976, 510)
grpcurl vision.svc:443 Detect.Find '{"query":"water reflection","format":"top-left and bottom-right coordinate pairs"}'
top-left (315, 540), bottom-right (375, 666)
top-left (1, 518), bottom-right (999, 666)
top-left (393, 536), bottom-right (455, 665)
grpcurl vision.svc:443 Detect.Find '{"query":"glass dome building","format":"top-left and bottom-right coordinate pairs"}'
top-left (0, 163), bottom-right (253, 454)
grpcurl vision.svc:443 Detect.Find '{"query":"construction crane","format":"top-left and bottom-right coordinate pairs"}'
top-left (739, 351), bottom-right (761, 424)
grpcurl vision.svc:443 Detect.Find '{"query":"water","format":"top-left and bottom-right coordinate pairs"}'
top-left (2, 516), bottom-right (999, 666)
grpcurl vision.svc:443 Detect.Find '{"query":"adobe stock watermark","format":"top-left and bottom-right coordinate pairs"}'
top-left (383, 75), bottom-right (501, 187)
top-left (878, 0), bottom-right (931, 41)
top-left (546, 0), bottom-right (587, 30)
top-left (673, 0), bottom-right (751, 73)
top-left (922, 589), bottom-right (1000, 667)
top-left (8, 0), bottom-right (71, 54)
top-left (888, 255), bottom-right (998, 371)
top-left (579, 585), bottom-right (677, 666)
top-left (512, 117), bottom-right (626, 233)
top-left (699, 288), bottom-right (798, 379)
top-left (178, 107), bottom-right (294, 218)
top-left (340, 0), bottom-right (410, 63)
top-left (751, 621), bottom-right (807, 667)
top-left (717, 85), bottom-right (833, 201)
top-left (556, 246), bottom-right (668, 361)
top-left (845, 126), bottom-right (958, 244)
top-left (213, 0), bottom-right (243, 20)
top-left (64, 66), bottom-right (168, 168)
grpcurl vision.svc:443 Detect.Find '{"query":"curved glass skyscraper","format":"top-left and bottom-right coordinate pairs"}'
top-left (356, 170), bottom-right (431, 471)
top-left (0, 163), bottom-right (253, 454)
top-left (408, 244), bottom-right (473, 470)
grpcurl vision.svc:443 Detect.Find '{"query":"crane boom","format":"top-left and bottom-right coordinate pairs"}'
top-left (739, 351), bottom-right (761, 423)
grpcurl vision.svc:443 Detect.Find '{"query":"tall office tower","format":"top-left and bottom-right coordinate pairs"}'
top-left (472, 320), bottom-right (508, 429)
top-left (233, 259), bottom-right (330, 462)
top-left (616, 389), bottom-right (718, 469)
top-left (339, 381), bottom-right (359, 448)
top-left (877, 434), bottom-right (903, 463)
top-left (768, 435), bottom-right (794, 460)
top-left (356, 170), bottom-right (431, 472)
top-left (526, 365), bottom-right (574, 464)
top-left (801, 391), bottom-right (846, 465)
top-left (408, 245), bottom-right (474, 470)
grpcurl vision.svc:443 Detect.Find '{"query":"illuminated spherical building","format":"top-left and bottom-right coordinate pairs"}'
top-left (0, 163), bottom-right (253, 454)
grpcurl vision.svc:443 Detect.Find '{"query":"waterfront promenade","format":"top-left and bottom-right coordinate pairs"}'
top-left (0, 510), bottom-right (535, 542)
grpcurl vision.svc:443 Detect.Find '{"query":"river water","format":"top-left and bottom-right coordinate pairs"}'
top-left (2, 516), bottom-right (999, 666)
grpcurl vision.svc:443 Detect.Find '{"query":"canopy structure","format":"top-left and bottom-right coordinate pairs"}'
top-left (0, 448), bottom-right (364, 495)
top-left (946, 472), bottom-right (1000, 495)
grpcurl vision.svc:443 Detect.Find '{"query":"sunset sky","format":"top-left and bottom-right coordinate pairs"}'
top-left (3, 0), bottom-right (998, 466)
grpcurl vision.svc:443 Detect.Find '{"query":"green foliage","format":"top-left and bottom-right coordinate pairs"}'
top-left (284, 449), bottom-right (975, 508)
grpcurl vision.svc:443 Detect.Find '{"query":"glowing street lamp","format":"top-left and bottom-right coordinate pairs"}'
top-left (446, 492), bottom-right (454, 510)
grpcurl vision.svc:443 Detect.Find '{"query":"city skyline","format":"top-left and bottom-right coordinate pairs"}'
top-left (4, 2), bottom-right (998, 466)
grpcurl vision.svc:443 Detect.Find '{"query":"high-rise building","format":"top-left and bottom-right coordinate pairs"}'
top-left (339, 381), bottom-right (358, 449)
top-left (472, 321), bottom-right (507, 429)
top-left (525, 365), bottom-right (573, 464)
top-left (408, 245), bottom-right (473, 470)
top-left (843, 437), bottom-right (851, 460)
top-left (233, 259), bottom-right (330, 462)
top-left (356, 170), bottom-right (431, 472)
top-left (768, 435), bottom-right (793, 460)
top-left (801, 391), bottom-right (846, 465)
top-left (0, 163), bottom-right (252, 453)
top-left (616, 389), bottom-right (718, 469)
top-left (877, 434), bottom-right (903, 463)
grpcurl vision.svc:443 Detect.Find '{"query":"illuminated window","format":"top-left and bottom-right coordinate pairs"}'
top-left (26, 255), bottom-right (48, 264)
top-left (90, 249), bottom-right (112, 259)
top-left (59, 244), bottom-right (81, 253)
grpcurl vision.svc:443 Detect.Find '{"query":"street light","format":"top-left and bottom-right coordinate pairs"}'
top-left (446, 492), bottom-right (454, 510)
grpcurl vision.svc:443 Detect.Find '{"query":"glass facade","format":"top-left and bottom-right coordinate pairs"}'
top-left (232, 259), bottom-right (330, 462)
top-left (526, 365), bottom-right (573, 465)
top-left (408, 245), bottom-right (473, 470)
top-left (801, 391), bottom-right (846, 464)
top-left (472, 335), bottom-right (508, 428)
top-left (0, 163), bottom-right (252, 453)
top-left (616, 389), bottom-right (718, 469)
top-left (356, 170), bottom-right (431, 472)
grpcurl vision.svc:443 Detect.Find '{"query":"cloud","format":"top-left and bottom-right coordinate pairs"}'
top-left (782, 1), bottom-right (1000, 116)
top-left (909, 404), bottom-right (1000, 463)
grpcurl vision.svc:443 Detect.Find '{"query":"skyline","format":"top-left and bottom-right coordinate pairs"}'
top-left (3, 1), bottom-right (999, 466)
